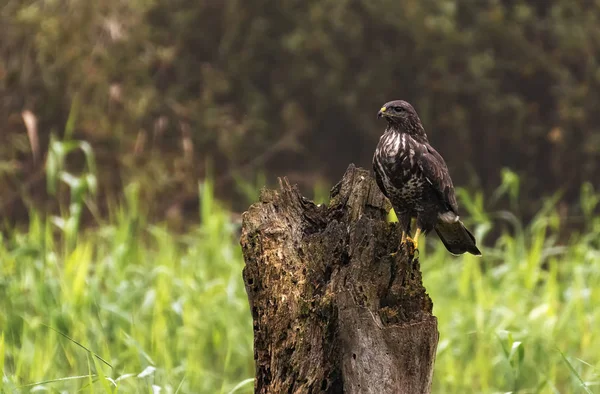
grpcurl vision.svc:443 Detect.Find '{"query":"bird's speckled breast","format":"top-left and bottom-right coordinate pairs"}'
top-left (374, 131), bottom-right (427, 212)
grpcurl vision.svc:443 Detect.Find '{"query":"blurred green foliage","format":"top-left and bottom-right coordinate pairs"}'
top-left (2, 0), bottom-right (600, 222)
top-left (0, 175), bottom-right (254, 392)
top-left (1, 162), bottom-right (600, 392)
top-left (3, 2), bottom-right (600, 391)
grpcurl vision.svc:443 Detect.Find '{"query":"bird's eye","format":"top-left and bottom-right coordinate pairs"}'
top-left (393, 106), bottom-right (404, 112)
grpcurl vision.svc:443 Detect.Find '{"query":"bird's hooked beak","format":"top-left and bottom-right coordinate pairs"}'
top-left (377, 106), bottom-right (387, 118)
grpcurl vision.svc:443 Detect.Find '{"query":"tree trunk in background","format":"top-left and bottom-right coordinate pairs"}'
top-left (240, 165), bottom-right (439, 394)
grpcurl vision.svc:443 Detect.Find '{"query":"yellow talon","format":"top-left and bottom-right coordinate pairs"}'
top-left (391, 231), bottom-right (408, 256)
top-left (402, 228), bottom-right (422, 255)
top-left (394, 229), bottom-right (421, 256)
top-left (412, 228), bottom-right (422, 250)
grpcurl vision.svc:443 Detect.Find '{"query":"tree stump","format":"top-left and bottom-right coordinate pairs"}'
top-left (240, 164), bottom-right (439, 394)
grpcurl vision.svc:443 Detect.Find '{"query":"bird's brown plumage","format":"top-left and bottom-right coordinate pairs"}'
top-left (373, 100), bottom-right (481, 256)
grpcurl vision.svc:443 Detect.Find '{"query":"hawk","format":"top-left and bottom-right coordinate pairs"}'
top-left (373, 100), bottom-right (481, 256)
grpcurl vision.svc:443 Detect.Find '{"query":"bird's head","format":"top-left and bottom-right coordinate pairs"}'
top-left (377, 100), bottom-right (427, 140)
top-left (377, 100), bottom-right (418, 123)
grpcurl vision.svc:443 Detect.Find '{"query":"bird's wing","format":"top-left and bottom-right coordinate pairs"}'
top-left (372, 155), bottom-right (389, 198)
top-left (416, 143), bottom-right (459, 214)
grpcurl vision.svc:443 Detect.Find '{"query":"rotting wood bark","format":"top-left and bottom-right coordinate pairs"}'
top-left (240, 164), bottom-right (439, 394)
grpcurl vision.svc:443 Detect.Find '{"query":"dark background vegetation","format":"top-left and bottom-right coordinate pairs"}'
top-left (3, 2), bottom-right (600, 392)
top-left (2, 0), bottom-right (600, 225)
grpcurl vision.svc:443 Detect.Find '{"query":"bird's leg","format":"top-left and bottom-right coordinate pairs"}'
top-left (391, 231), bottom-right (408, 257)
top-left (404, 227), bottom-right (421, 255)
top-left (412, 227), bottom-right (422, 250)
top-left (391, 213), bottom-right (411, 256)
top-left (399, 213), bottom-right (411, 245)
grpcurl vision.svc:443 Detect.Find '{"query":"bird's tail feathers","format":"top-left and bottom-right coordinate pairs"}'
top-left (435, 220), bottom-right (481, 256)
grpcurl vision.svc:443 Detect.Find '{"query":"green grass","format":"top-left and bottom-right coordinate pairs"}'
top-left (0, 181), bottom-right (254, 393)
top-left (424, 182), bottom-right (600, 393)
top-left (2, 162), bottom-right (600, 392)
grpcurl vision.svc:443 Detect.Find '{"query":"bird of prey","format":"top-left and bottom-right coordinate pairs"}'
top-left (373, 100), bottom-right (481, 256)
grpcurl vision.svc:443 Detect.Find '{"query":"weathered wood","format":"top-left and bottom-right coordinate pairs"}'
top-left (241, 164), bottom-right (439, 394)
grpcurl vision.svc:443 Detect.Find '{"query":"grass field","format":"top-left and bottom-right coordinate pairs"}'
top-left (1, 175), bottom-right (600, 393)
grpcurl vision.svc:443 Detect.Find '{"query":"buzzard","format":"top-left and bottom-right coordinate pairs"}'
top-left (373, 100), bottom-right (481, 256)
